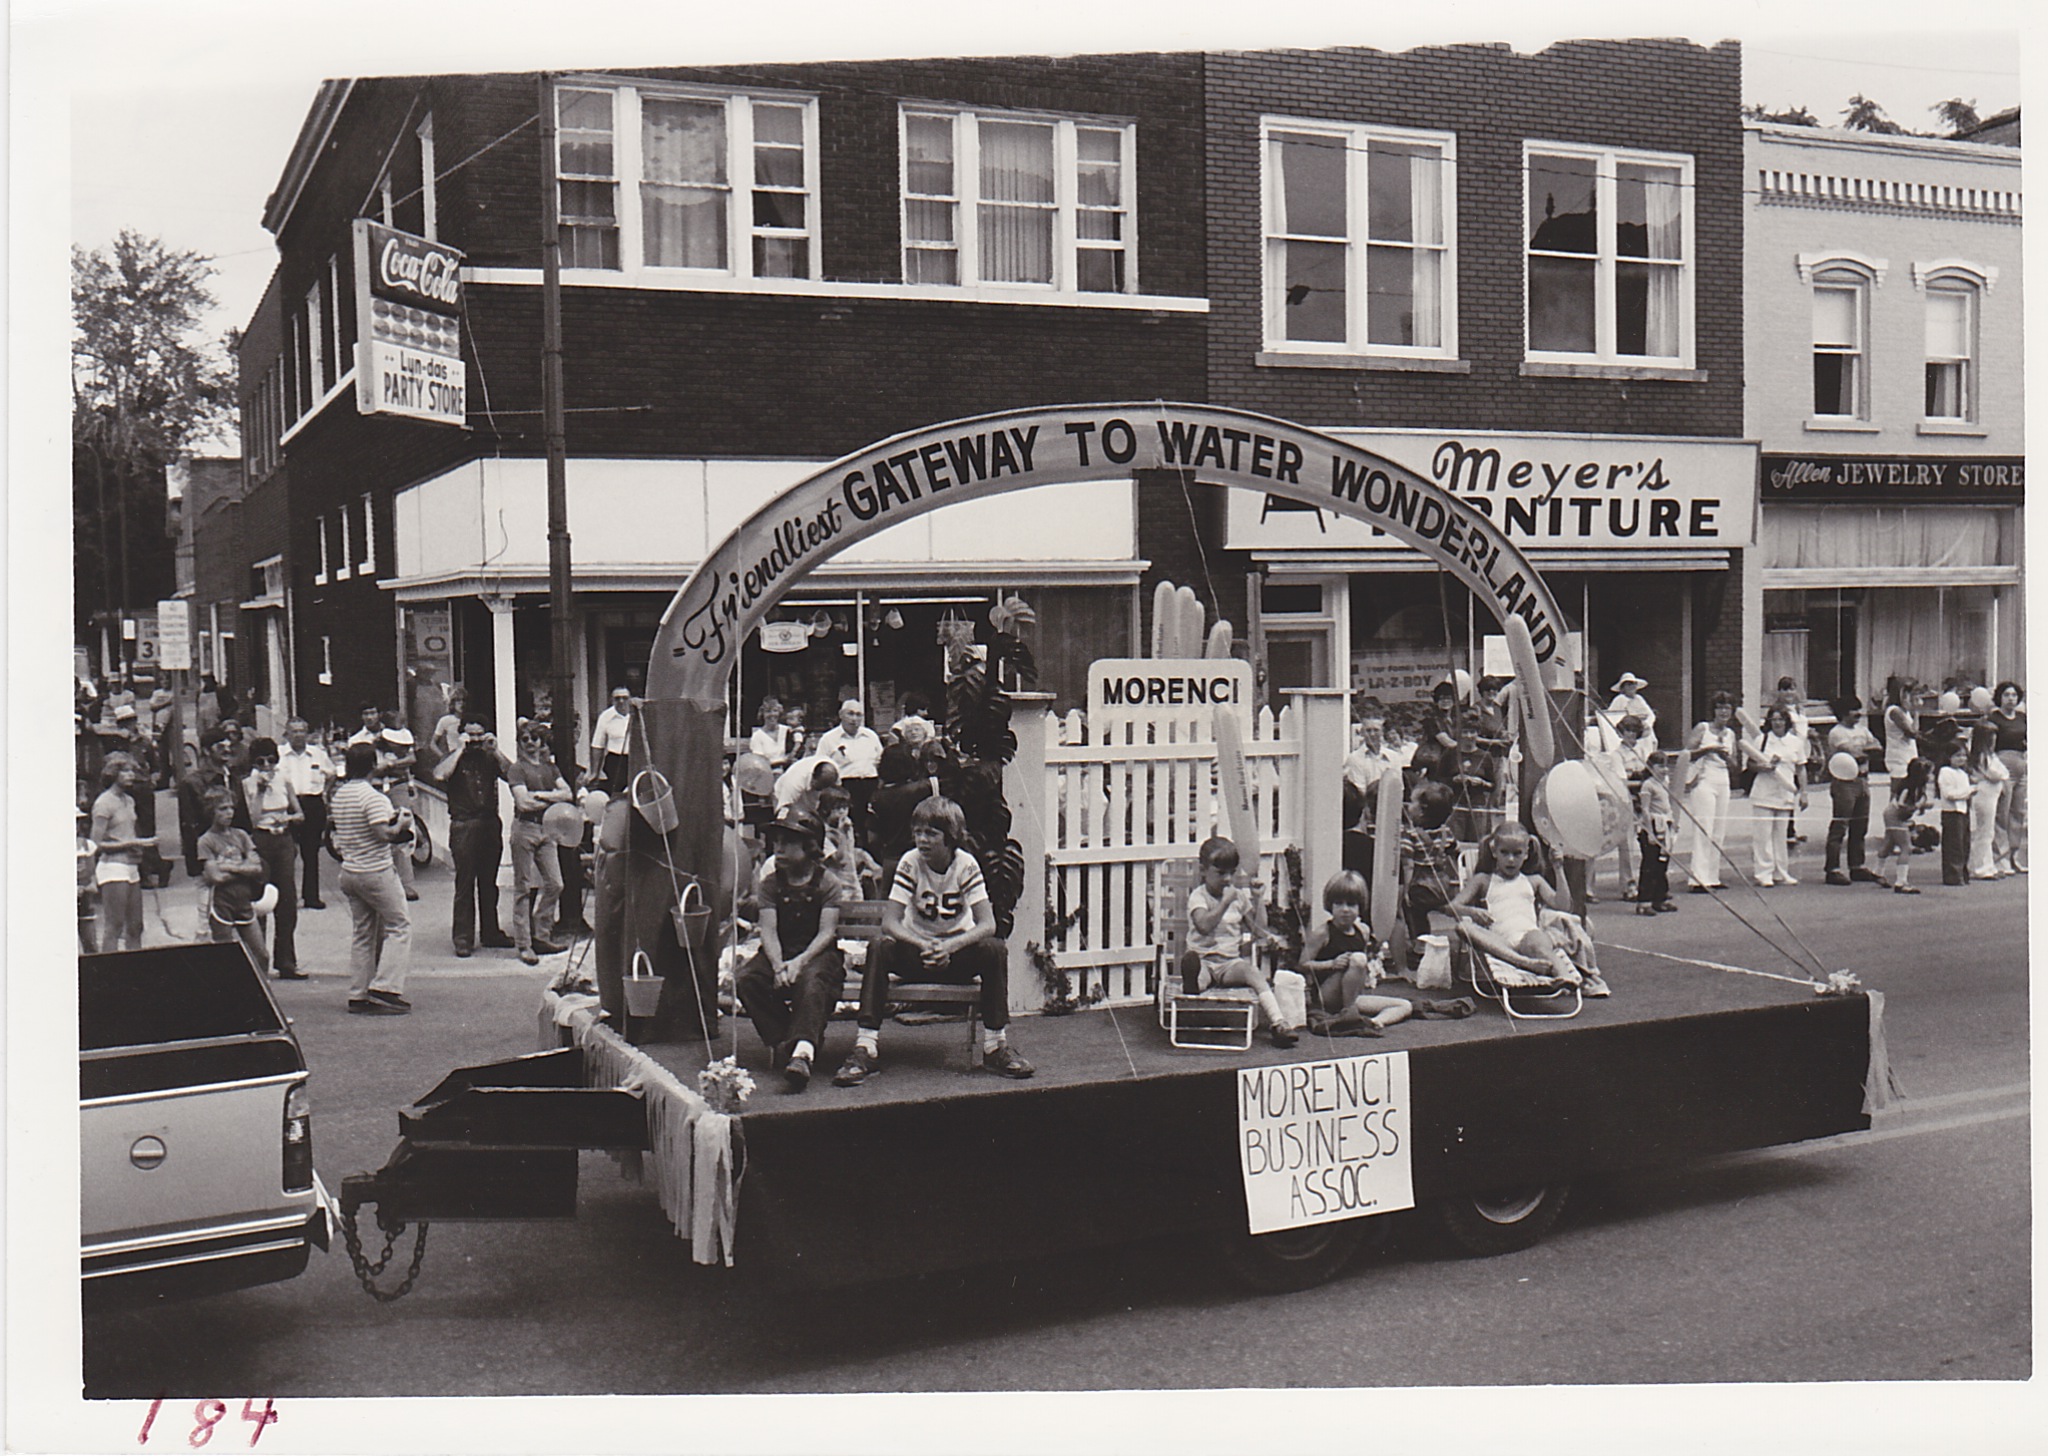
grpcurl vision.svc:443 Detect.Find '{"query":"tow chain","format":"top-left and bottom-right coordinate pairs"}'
top-left (340, 1207), bottom-right (431, 1303)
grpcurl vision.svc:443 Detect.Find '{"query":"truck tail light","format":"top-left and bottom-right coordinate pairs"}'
top-left (283, 1080), bottom-right (313, 1192)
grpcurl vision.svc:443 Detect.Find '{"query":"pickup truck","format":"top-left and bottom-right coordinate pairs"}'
top-left (81, 943), bottom-right (330, 1306)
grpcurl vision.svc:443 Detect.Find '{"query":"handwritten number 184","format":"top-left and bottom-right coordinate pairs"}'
top-left (136, 1397), bottom-right (277, 1448)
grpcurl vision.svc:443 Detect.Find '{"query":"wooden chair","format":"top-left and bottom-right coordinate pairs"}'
top-left (836, 899), bottom-right (983, 1061)
top-left (1152, 861), bottom-right (1258, 1051)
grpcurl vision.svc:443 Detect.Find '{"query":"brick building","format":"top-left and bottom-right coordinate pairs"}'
top-left (241, 39), bottom-right (1756, 746)
top-left (1743, 121), bottom-right (2024, 705)
top-left (1179, 40), bottom-right (1753, 733)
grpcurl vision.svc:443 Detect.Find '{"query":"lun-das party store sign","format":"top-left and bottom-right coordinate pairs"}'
top-left (352, 219), bottom-right (468, 428)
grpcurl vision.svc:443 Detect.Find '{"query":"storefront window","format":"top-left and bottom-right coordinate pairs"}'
top-left (399, 604), bottom-right (456, 747)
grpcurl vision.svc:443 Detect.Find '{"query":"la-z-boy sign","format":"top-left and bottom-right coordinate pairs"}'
top-left (1227, 430), bottom-right (1757, 551)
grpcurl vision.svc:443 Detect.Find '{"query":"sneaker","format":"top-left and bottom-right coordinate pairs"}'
top-left (783, 1052), bottom-right (812, 1092)
top-left (368, 990), bottom-right (412, 1012)
top-left (833, 1046), bottom-right (880, 1086)
top-left (1779, 875), bottom-right (1799, 886)
top-left (532, 939), bottom-right (569, 956)
top-left (519, 948), bottom-right (539, 966)
top-left (1269, 1023), bottom-right (1299, 1049)
top-left (982, 1044), bottom-right (1036, 1079)
top-left (1824, 871), bottom-right (1852, 886)
top-left (1755, 876), bottom-right (1777, 888)
top-left (1850, 868), bottom-right (1883, 883)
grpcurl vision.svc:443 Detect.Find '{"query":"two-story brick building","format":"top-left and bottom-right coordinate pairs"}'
top-left (243, 39), bottom-right (1758, 748)
top-left (1743, 121), bottom-right (2024, 705)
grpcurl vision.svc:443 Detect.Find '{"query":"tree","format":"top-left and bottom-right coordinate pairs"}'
top-left (72, 231), bottom-right (235, 653)
top-left (1841, 95), bottom-right (1905, 135)
top-left (1742, 102), bottom-right (1818, 126)
top-left (1933, 97), bottom-right (1982, 136)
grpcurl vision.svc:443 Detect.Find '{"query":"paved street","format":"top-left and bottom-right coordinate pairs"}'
top-left (80, 791), bottom-right (2029, 1413)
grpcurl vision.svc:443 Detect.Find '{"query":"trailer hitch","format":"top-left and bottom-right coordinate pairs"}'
top-left (337, 1047), bottom-right (653, 1301)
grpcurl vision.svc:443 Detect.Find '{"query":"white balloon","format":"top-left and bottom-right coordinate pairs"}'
top-left (1938, 690), bottom-right (1961, 714)
top-left (1969, 686), bottom-right (1994, 713)
top-left (1827, 751), bottom-right (1861, 782)
top-left (1539, 760), bottom-right (1611, 858)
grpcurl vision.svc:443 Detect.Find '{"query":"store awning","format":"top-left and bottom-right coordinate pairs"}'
top-left (1255, 549), bottom-right (1730, 574)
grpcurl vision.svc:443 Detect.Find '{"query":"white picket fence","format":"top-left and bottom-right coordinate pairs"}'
top-left (1032, 705), bottom-right (1304, 1003)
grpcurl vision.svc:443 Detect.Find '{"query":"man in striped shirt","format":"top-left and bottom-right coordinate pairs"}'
top-left (331, 741), bottom-right (414, 1014)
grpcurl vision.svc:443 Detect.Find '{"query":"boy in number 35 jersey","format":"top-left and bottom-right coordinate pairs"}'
top-left (834, 796), bottom-right (1035, 1084)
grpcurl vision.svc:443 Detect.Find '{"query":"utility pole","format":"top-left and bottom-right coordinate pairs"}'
top-left (539, 74), bottom-right (578, 777)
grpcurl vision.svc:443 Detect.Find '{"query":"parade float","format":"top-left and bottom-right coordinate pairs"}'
top-left (336, 405), bottom-right (1888, 1297)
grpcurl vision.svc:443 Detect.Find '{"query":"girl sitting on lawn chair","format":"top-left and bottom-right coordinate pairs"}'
top-left (1447, 823), bottom-right (1609, 996)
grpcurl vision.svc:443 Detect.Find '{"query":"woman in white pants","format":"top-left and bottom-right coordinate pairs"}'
top-left (1684, 692), bottom-right (1739, 890)
top-left (1741, 703), bottom-right (1807, 886)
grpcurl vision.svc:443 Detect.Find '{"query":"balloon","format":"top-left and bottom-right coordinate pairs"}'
top-left (1535, 760), bottom-right (1616, 858)
top-left (1970, 686), bottom-right (1994, 713)
top-left (1827, 751), bottom-right (1861, 782)
top-left (579, 788), bottom-right (610, 825)
top-left (733, 752), bottom-right (775, 796)
top-left (1938, 690), bottom-right (1961, 714)
top-left (543, 801), bottom-right (586, 847)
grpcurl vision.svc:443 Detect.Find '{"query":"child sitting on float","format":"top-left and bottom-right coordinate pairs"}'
top-left (1448, 823), bottom-right (1609, 995)
top-left (1298, 870), bottom-right (1409, 1037)
top-left (1185, 834), bottom-right (1298, 1048)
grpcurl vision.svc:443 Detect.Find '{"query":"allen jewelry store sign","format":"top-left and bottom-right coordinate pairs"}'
top-left (352, 219), bottom-right (468, 427)
top-left (1762, 454), bottom-right (2024, 505)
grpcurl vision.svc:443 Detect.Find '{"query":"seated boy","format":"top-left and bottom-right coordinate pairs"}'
top-left (834, 796), bottom-right (1034, 1084)
top-left (1398, 780), bottom-right (1463, 967)
top-left (734, 806), bottom-right (853, 1092)
top-left (1184, 835), bottom-right (1298, 1048)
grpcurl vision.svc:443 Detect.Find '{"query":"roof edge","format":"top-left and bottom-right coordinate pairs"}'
top-left (262, 79), bottom-right (356, 236)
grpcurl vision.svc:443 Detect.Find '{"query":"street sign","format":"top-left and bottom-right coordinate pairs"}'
top-left (157, 598), bottom-right (192, 671)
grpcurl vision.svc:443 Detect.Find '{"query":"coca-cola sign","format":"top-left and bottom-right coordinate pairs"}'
top-left (360, 219), bottom-right (463, 314)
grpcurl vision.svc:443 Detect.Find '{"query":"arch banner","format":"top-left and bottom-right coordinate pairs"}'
top-left (649, 403), bottom-right (1567, 707)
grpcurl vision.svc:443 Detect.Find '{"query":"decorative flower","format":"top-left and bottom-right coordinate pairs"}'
top-left (697, 1056), bottom-right (756, 1114)
top-left (1815, 969), bottom-right (1862, 996)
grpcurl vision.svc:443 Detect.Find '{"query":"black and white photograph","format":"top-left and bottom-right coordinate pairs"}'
top-left (10, 0), bottom-right (2038, 1450)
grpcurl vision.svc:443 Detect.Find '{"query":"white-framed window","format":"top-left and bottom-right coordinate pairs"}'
top-left (554, 81), bottom-right (819, 281)
top-left (1922, 279), bottom-right (1977, 422)
top-left (1525, 142), bottom-right (1692, 365)
top-left (305, 281), bottom-right (329, 398)
top-left (1261, 118), bottom-right (1455, 355)
top-left (313, 514), bottom-right (330, 585)
top-left (335, 509), bottom-right (352, 581)
top-left (356, 494), bottom-right (375, 574)
top-left (900, 107), bottom-right (1135, 294)
top-left (1811, 273), bottom-right (1869, 419)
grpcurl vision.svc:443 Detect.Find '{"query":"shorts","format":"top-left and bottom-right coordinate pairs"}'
top-left (95, 860), bottom-right (141, 886)
top-left (1880, 826), bottom-right (1911, 856)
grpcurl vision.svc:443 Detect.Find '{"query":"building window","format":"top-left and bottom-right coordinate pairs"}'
top-left (314, 515), bottom-right (330, 585)
top-left (1262, 120), bottom-right (1454, 354)
top-left (1525, 143), bottom-right (1691, 364)
top-left (335, 509), bottom-right (352, 581)
top-left (900, 108), bottom-right (1134, 294)
top-left (1922, 280), bottom-right (1976, 421)
top-left (305, 281), bottom-right (329, 398)
top-left (357, 494), bottom-right (375, 574)
top-left (1811, 274), bottom-right (1868, 419)
top-left (555, 81), bottom-right (817, 281)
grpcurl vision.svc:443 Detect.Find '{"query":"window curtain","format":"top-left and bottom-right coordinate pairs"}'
top-left (1637, 168), bottom-right (1682, 356)
top-left (1865, 586), bottom-right (2000, 691)
top-left (643, 99), bottom-right (728, 269)
top-left (978, 121), bottom-right (1054, 284)
top-left (1762, 506), bottom-right (2012, 572)
top-left (1407, 150), bottom-right (1442, 346)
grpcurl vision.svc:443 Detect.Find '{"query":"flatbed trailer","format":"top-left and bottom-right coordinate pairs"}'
top-left (338, 945), bottom-right (1884, 1296)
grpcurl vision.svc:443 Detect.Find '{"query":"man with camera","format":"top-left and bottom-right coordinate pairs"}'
top-left (331, 740), bottom-right (415, 1015)
top-left (432, 719), bottom-right (518, 957)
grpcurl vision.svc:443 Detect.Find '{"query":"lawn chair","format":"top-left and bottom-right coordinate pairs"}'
top-left (1152, 860), bottom-right (1258, 1050)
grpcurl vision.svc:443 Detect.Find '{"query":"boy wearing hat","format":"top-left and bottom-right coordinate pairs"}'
top-left (737, 807), bottom-right (854, 1092)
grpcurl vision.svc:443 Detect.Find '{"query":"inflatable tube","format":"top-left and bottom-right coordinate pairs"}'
top-left (1504, 616), bottom-right (1555, 769)
top-left (1370, 767), bottom-right (1403, 941)
top-left (1213, 705), bottom-right (1258, 863)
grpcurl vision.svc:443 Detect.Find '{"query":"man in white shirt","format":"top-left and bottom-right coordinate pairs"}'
top-left (1341, 716), bottom-right (1400, 879)
top-left (812, 699), bottom-right (884, 839)
top-left (279, 717), bottom-right (335, 908)
top-left (590, 687), bottom-right (635, 794)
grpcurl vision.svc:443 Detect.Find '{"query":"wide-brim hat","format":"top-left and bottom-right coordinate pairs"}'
top-left (1611, 672), bottom-right (1648, 694)
top-left (766, 806), bottom-right (824, 845)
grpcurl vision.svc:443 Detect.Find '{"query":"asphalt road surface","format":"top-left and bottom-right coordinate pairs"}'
top-left (76, 801), bottom-right (2031, 1427)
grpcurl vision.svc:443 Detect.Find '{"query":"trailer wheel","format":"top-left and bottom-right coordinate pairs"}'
top-left (1437, 1183), bottom-right (1570, 1257)
top-left (1215, 1215), bottom-right (1388, 1294)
